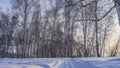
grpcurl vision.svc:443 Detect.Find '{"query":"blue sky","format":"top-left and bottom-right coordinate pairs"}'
top-left (0, 0), bottom-right (12, 12)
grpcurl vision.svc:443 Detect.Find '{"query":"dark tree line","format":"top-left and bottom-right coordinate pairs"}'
top-left (0, 0), bottom-right (120, 58)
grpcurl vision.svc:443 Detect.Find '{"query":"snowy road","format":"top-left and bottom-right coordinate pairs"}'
top-left (0, 58), bottom-right (120, 68)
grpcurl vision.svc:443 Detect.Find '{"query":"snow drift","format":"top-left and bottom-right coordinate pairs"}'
top-left (0, 58), bottom-right (120, 68)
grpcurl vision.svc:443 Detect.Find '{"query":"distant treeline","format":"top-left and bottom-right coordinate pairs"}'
top-left (0, 0), bottom-right (119, 58)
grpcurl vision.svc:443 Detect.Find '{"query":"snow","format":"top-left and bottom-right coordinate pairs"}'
top-left (0, 58), bottom-right (120, 68)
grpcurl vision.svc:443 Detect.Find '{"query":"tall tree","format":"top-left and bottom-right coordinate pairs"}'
top-left (113, 0), bottom-right (120, 25)
top-left (13, 0), bottom-right (36, 57)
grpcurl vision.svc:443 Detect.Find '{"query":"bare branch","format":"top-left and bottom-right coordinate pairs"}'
top-left (97, 5), bottom-right (115, 21)
top-left (66, 0), bottom-right (96, 7)
top-left (75, 19), bottom-right (95, 21)
top-left (75, 5), bottom-right (115, 22)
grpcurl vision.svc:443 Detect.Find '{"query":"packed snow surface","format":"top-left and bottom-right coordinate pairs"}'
top-left (0, 58), bottom-right (120, 68)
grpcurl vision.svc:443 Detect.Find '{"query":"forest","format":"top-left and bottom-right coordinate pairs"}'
top-left (0, 0), bottom-right (120, 58)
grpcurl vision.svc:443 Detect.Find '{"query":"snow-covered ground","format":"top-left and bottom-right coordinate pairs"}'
top-left (0, 58), bottom-right (120, 68)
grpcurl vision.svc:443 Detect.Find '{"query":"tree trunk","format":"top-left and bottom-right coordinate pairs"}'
top-left (114, 0), bottom-right (120, 25)
top-left (95, 0), bottom-right (100, 57)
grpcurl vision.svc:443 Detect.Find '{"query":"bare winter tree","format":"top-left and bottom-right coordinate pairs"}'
top-left (0, 0), bottom-right (118, 58)
top-left (12, 0), bottom-right (36, 57)
top-left (113, 0), bottom-right (120, 24)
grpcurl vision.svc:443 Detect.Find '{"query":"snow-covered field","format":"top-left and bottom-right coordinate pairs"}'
top-left (0, 58), bottom-right (120, 68)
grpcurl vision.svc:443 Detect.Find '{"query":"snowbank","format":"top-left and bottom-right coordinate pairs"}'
top-left (0, 58), bottom-right (120, 68)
